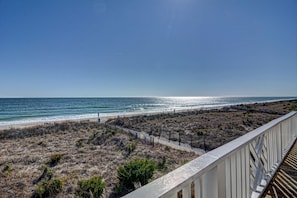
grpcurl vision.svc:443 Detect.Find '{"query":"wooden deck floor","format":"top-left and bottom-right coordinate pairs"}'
top-left (262, 140), bottom-right (297, 198)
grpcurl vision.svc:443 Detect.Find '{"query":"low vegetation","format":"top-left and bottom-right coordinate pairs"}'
top-left (76, 139), bottom-right (85, 148)
top-left (290, 103), bottom-right (297, 111)
top-left (116, 159), bottom-right (155, 195)
top-left (108, 100), bottom-right (297, 151)
top-left (33, 165), bottom-right (53, 184)
top-left (0, 121), bottom-right (197, 197)
top-left (49, 154), bottom-right (62, 167)
top-left (32, 179), bottom-right (63, 198)
top-left (2, 163), bottom-right (13, 175)
top-left (76, 177), bottom-right (105, 198)
top-left (125, 142), bottom-right (137, 156)
top-left (157, 156), bottom-right (167, 171)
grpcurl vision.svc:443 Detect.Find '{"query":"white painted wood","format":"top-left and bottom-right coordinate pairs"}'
top-left (202, 167), bottom-right (218, 198)
top-left (217, 161), bottom-right (226, 198)
top-left (194, 179), bottom-right (201, 198)
top-left (241, 148), bottom-right (246, 198)
top-left (245, 145), bottom-right (250, 198)
top-left (236, 151), bottom-right (242, 198)
top-left (231, 155), bottom-right (237, 198)
top-left (182, 185), bottom-right (190, 198)
top-left (225, 158), bottom-right (231, 198)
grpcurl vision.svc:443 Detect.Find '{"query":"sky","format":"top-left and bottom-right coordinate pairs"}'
top-left (0, 0), bottom-right (296, 97)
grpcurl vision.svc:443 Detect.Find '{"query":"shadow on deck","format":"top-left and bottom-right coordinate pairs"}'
top-left (262, 139), bottom-right (297, 198)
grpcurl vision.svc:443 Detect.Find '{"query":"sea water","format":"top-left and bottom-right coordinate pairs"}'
top-left (0, 97), bottom-right (295, 127)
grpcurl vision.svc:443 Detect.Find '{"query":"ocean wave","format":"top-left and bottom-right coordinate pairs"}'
top-left (0, 113), bottom-right (98, 126)
top-left (1, 97), bottom-right (296, 128)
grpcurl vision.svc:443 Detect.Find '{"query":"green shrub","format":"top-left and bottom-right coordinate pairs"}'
top-left (290, 104), bottom-right (297, 111)
top-left (165, 145), bottom-right (170, 151)
top-left (125, 142), bottom-right (137, 155)
top-left (77, 177), bottom-right (105, 198)
top-left (106, 128), bottom-right (117, 135)
top-left (32, 179), bottom-right (63, 198)
top-left (41, 165), bottom-right (53, 180)
top-left (117, 159), bottom-right (155, 191)
top-left (157, 156), bottom-right (167, 171)
top-left (49, 154), bottom-right (62, 167)
top-left (76, 139), bottom-right (85, 148)
top-left (33, 165), bottom-right (53, 185)
top-left (2, 163), bottom-right (13, 175)
top-left (88, 129), bottom-right (115, 145)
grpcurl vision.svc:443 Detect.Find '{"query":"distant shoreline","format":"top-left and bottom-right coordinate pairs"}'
top-left (1, 98), bottom-right (296, 131)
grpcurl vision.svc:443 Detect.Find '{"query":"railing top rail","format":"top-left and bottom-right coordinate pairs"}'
top-left (123, 111), bottom-right (297, 198)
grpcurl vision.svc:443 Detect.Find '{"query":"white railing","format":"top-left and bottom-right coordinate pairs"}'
top-left (123, 112), bottom-right (297, 198)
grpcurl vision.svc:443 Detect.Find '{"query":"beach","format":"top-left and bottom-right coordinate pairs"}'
top-left (0, 99), bottom-right (296, 197)
top-left (0, 122), bottom-right (197, 197)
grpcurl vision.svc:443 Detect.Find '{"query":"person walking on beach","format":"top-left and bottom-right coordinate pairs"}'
top-left (97, 113), bottom-right (100, 123)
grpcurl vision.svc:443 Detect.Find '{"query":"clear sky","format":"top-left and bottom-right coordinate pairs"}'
top-left (0, 0), bottom-right (296, 97)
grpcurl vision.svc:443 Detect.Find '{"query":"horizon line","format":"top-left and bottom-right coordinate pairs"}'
top-left (0, 96), bottom-right (296, 99)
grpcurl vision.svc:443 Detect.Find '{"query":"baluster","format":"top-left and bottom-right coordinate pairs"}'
top-left (194, 178), bottom-right (201, 198)
top-left (202, 167), bottom-right (218, 198)
top-left (225, 158), bottom-right (231, 198)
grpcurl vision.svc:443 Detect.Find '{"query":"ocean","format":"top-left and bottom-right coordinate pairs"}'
top-left (0, 97), bottom-right (296, 127)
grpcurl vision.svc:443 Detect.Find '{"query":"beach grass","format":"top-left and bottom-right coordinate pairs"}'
top-left (0, 121), bottom-right (197, 197)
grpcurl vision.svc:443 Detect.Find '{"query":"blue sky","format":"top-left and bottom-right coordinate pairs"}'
top-left (0, 0), bottom-right (296, 97)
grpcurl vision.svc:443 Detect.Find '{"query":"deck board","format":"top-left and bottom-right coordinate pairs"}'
top-left (262, 140), bottom-right (297, 197)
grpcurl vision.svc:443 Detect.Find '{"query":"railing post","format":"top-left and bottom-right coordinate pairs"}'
top-left (277, 124), bottom-right (282, 162)
top-left (182, 185), bottom-right (191, 198)
top-left (231, 155), bottom-right (237, 198)
top-left (267, 129), bottom-right (272, 171)
top-left (194, 179), bottom-right (201, 198)
top-left (225, 158), bottom-right (231, 198)
top-left (245, 145), bottom-right (250, 197)
top-left (292, 114), bottom-right (297, 137)
top-left (236, 151), bottom-right (242, 198)
top-left (217, 162), bottom-right (226, 198)
top-left (240, 148), bottom-right (246, 198)
top-left (202, 167), bottom-right (218, 198)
